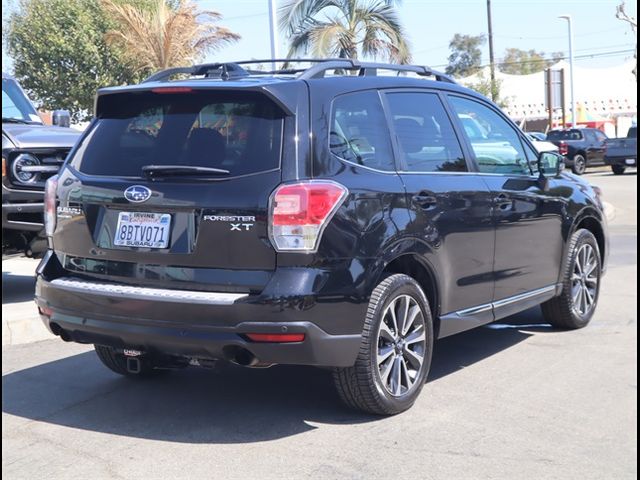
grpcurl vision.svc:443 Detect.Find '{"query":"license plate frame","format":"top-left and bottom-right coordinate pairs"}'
top-left (114, 211), bottom-right (172, 249)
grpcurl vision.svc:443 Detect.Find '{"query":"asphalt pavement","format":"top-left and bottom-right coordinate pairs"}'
top-left (2, 169), bottom-right (637, 480)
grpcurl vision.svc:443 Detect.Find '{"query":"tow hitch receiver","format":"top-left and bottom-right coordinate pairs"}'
top-left (123, 349), bottom-right (143, 374)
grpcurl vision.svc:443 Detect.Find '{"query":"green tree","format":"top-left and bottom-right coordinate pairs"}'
top-left (279, 0), bottom-right (411, 64)
top-left (462, 69), bottom-right (509, 108)
top-left (102, 0), bottom-right (240, 73)
top-left (6, 0), bottom-right (142, 121)
top-left (445, 33), bottom-right (485, 77)
top-left (499, 48), bottom-right (563, 75)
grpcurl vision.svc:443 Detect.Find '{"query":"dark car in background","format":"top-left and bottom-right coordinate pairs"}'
top-left (2, 72), bottom-right (80, 257)
top-left (547, 127), bottom-right (608, 175)
top-left (36, 59), bottom-right (608, 415)
top-left (604, 126), bottom-right (637, 175)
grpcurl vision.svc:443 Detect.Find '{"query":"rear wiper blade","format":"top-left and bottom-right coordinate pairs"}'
top-left (141, 165), bottom-right (230, 178)
top-left (2, 117), bottom-right (30, 124)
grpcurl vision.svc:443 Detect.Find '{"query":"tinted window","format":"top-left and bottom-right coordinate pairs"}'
top-left (594, 130), bottom-right (608, 142)
top-left (330, 91), bottom-right (395, 171)
top-left (386, 92), bottom-right (466, 172)
top-left (628, 127), bottom-right (637, 138)
top-left (71, 91), bottom-right (284, 177)
top-left (449, 96), bottom-right (531, 175)
top-left (547, 129), bottom-right (584, 141)
top-left (2, 78), bottom-right (40, 122)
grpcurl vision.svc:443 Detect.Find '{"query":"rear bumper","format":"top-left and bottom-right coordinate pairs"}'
top-left (35, 251), bottom-right (365, 367)
top-left (604, 155), bottom-right (636, 167)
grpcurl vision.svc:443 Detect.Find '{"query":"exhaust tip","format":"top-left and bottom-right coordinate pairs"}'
top-left (49, 322), bottom-right (71, 341)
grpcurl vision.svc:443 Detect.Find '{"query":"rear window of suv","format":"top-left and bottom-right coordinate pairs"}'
top-left (547, 129), bottom-right (583, 141)
top-left (70, 90), bottom-right (284, 177)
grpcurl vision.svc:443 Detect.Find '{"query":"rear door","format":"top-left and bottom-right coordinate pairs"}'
top-left (590, 129), bottom-right (608, 165)
top-left (55, 89), bottom-right (287, 287)
top-left (383, 90), bottom-right (496, 331)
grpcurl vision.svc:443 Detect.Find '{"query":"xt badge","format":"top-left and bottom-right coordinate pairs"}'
top-left (203, 215), bottom-right (255, 232)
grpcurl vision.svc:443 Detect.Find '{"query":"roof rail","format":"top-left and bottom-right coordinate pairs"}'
top-left (298, 59), bottom-right (456, 83)
top-left (142, 58), bottom-right (457, 84)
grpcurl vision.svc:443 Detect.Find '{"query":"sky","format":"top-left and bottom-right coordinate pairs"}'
top-left (1, 0), bottom-right (637, 72)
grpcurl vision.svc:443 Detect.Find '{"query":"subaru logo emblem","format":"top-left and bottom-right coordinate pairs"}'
top-left (124, 185), bottom-right (152, 203)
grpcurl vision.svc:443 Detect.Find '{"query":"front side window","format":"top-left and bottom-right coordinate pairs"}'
top-left (386, 92), bottom-right (466, 172)
top-left (449, 96), bottom-right (531, 175)
top-left (2, 78), bottom-right (41, 124)
top-left (71, 91), bottom-right (284, 177)
top-left (330, 90), bottom-right (395, 171)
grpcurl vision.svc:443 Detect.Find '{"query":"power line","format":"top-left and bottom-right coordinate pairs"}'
top-left (430, 48), bottom-right (635, 69)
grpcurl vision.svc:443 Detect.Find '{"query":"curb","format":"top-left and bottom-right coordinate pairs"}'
top-left (603, 201), bottom-right (616, 222)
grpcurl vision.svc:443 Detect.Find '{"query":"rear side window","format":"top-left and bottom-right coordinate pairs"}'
top-left (547, 129), bottom-right (583, 141)
top-left (330, 91), bottom-right (395, 171)
top-left (629, 127), bottom-right (637, 138)
top-left (386, 92), bottom-right (467, 172)
top-left (71, 91), bottom-right (284, 177)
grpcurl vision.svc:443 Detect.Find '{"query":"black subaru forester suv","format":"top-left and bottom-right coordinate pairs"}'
top-left (36, 59), bottom-right (608, 415)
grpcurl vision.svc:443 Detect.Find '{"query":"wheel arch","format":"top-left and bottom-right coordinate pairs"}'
top-left (575, 215), bottom-right (606, 261)
top-left (379, 253), bottom-right (441, 338)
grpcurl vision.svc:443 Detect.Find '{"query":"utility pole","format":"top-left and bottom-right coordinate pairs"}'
top-left (486, 0), bottom-right (497, 102)
top-left (268, 0), bottom-right (279, 71)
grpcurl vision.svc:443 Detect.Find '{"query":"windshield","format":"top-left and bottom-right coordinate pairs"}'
top-left (2, 78), bottom-right (41, 124)
top-left (547, 129), bottom-right (583, 141)
top-left (70, 90), bottom-right (284, 177)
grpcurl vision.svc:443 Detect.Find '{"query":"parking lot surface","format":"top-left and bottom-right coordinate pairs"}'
top-left (2, 170), bottom-right (637, 480)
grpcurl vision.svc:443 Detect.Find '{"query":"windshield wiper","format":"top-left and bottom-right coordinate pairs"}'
top-left (141, 165), bottom-right (230, 179)
top-left (2, 117), bottom-right (30, 124)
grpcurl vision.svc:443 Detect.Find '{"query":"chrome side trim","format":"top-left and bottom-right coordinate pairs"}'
top-left (492, 285), bottom-right (557, 309)
top-left (456, 303), bottom-right (493, 317)
top-left (450, 285), bottom-right (558, 318)
top-left (50, 278), bottom-right (248, 305)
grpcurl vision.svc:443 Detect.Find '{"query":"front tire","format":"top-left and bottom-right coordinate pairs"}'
top-left (333, 274), bottom-right (434, 415)
top-left (542, 229), bottom-right (602, 329)
top-left (571, 154), bottom-right (587, 175)
top-left (612, 165), bottom-right (626, 175)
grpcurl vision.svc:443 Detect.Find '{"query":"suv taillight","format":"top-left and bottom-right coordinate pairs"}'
top-left (44, 175), bottom-right (59, 237)
top-left (269, 180), bottom-right (348, 252)
top-left (559, 141), bottom-right (568, 156)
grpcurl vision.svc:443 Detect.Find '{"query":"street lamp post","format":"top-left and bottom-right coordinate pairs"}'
top-left (559, 15), bottom-right (576, 127)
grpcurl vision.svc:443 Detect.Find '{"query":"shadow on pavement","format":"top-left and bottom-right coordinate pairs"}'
top-left (2, 306), bottom-right (555, 443)
top-left (2, 272), bottom-right (36, 305)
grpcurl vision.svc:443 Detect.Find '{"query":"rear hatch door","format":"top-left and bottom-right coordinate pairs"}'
top-left (55, 88), bottom-right (285, 281)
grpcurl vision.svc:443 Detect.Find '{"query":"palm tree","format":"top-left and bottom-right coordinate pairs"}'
top-left (102, 0), bottom-right (240, 73)
top-left (279, 0), bottom-right (411, 64)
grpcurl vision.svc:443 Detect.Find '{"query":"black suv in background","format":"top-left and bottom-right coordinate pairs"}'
top-left (36, 60), bottom-right (608, 415)
top-left (547, 127), bottom-right (608, 175)
top-left (2, 72), bottom-right (80, 256)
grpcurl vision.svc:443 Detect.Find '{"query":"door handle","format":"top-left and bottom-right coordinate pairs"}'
top-left (494, 193), bottom-right (513, 211)
top-left (413, 192), bottom-right (438, 210)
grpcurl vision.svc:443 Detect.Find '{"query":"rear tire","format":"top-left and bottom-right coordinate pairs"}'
top-left (541, 229), bottom-right (601, 329)
top-left (333, 274), bottom-right (434, 415)
top-left (612, 165), bottom-right (626, 175)
top-left (571, 154), bottom-right (587, 175)
top-left (94, 345), bottom-right (163, 377)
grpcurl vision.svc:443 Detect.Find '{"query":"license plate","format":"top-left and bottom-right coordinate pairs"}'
top-left (114, 212), bottom-right (171, 248)
top-left (625, 158), bottom-right (636, 165)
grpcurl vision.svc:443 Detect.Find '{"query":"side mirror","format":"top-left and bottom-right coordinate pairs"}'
top-left (52, 110), bottom-right (71, 128)
top-left (538, 151), bottom-right (565, 177)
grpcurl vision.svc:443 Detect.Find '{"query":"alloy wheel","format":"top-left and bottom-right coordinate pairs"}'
top-left (572, 244), bottom-right (599, 316)
top-left (376, 295), bottom-right (427, 397)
